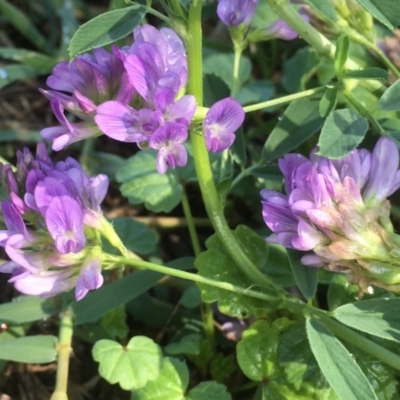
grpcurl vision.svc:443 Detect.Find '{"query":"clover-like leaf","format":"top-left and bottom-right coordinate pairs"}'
top-left (131, 357), bottom-right (188, 400)
top-left (92, 336), bottom-right (162, 390)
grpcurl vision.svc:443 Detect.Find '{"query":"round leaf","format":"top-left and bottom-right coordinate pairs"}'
top-left (116, 150), bottom-right (182, 212)
top-left (92, 336), bottom-right (162, 390)
top-left (131, 357), bottom-right (188, 400)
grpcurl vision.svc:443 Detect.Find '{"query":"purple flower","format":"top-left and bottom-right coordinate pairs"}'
top-left (41, 99), bottom-right (100, 151)
top-left (203, 97), bottom-right (245, 152)
top-left (0, 144), bottom-right (112, 300)
top-left (149, 123), bottom-right (188, 173)
top-left (261, 137), bottom-right (400, 293)
top-left (217, 0), bottom-right (258, 27)
top-left (40, 45), bottom-right (134, 150)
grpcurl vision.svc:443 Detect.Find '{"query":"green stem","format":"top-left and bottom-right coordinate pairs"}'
top-left (321, 315), bottom-right (400, 371)
top-left (110, 253), bottom-right (400, 371)
top-left (345, 29), bottom-right (400, 80)
top-left (50, 311), bottom-right (73, 400)
top-left (243, 86), bottom-right (326, 113)
top-left (231, 44), bottom-right (243, 97)
top-left (107, 254), bottom-right (283, 303)
top-left (266, 0), bottom-right (383, 93)
top-left (230, 164), bottom-right (260, 191)
top-left (186, 0), bottom-right (279, 289)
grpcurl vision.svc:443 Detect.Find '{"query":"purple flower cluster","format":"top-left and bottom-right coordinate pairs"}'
top-left (0, 144), bottom-right (109, 300)
top-left (41, 24), bottom-right (245, 172)
top-left (262, 138), bottom-right (400, 290)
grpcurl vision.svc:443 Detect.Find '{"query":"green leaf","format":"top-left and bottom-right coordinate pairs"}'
top-left (342, 68), bottom-right (389, 81)
top-left (237, 320), bottom-right (279, 381)
top-left (187, 381), bottom-right (231, 400)
top-left (195, 226), bottom-right (272, 318)
top-left (101, 305), bottom-right (129, 339)
top-left (334, 35), bottom-right (349, 76)
top-left (286, 249), bottom-right (318, 300)
top-left (319, 87), bottom-right (338, 118)
top-left (0, 0), bottom-right (49, 52)
top-left (165, 333), bottom-right (202, 355)
top-left (0, 64), bottom-right (41, 89)
top-left (327, 274), bottom-right (358, 311)
top-left (203, 53), bottom-right (251, 90)
top-left (68, 5), bottom-right (147, 58)
top-left (0, 335), bottom-right (57, 363)
top-left (378, 79), bottom-right (400, 111)
top-left (93, 336), bottom-right (162, 390)
top-left (83, 151), bottom-right (125, 181)
top-left (236, 80), bottom-right (275, 106)
top-left (0, 47), bottom-right (56, 70)
top-left (131, 357), bottom-right (188, 400)
top-left (354, 0), bottom-right (400, 30)
top-left (278, 323), bottom-right (338, 398)
top-left (263, 243), bottom-right (295, 287)
top-left (180, 285), bottom-right (202, 309)
top-left (262, 97), bottom-right (324, 162)
top-left (203, 74), bottom-right (230, 107)
top-left (209, 354), bottom-right (237, 383)
top-left (282, 48), bottom-right (320, 92)
top-left (333, 298), bottom-right (400, 342)
top-left (116, 150), bottom-right (182, 212)
top-left (317, 109), bottom-right (368, 158)
top-left (0, 295), bottom-right (61, 324)
top-left (72, 269), bottom-right (162, 324)
top-left (306, 318), bottom-right (377, 400)
top-left (102, 217), bottom-right (158, 255)
top-left (303, 0), bottom-right (337, 23)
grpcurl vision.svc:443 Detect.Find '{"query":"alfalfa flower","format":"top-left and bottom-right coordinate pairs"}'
top-left (217, 0), bottom-right (258, 27)
top-left (0, 144), bottom-right (123, 300)
top-left (203, 97), bottom-right (245, 152)
top-left (261, 137), bottom-right (400, 293)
